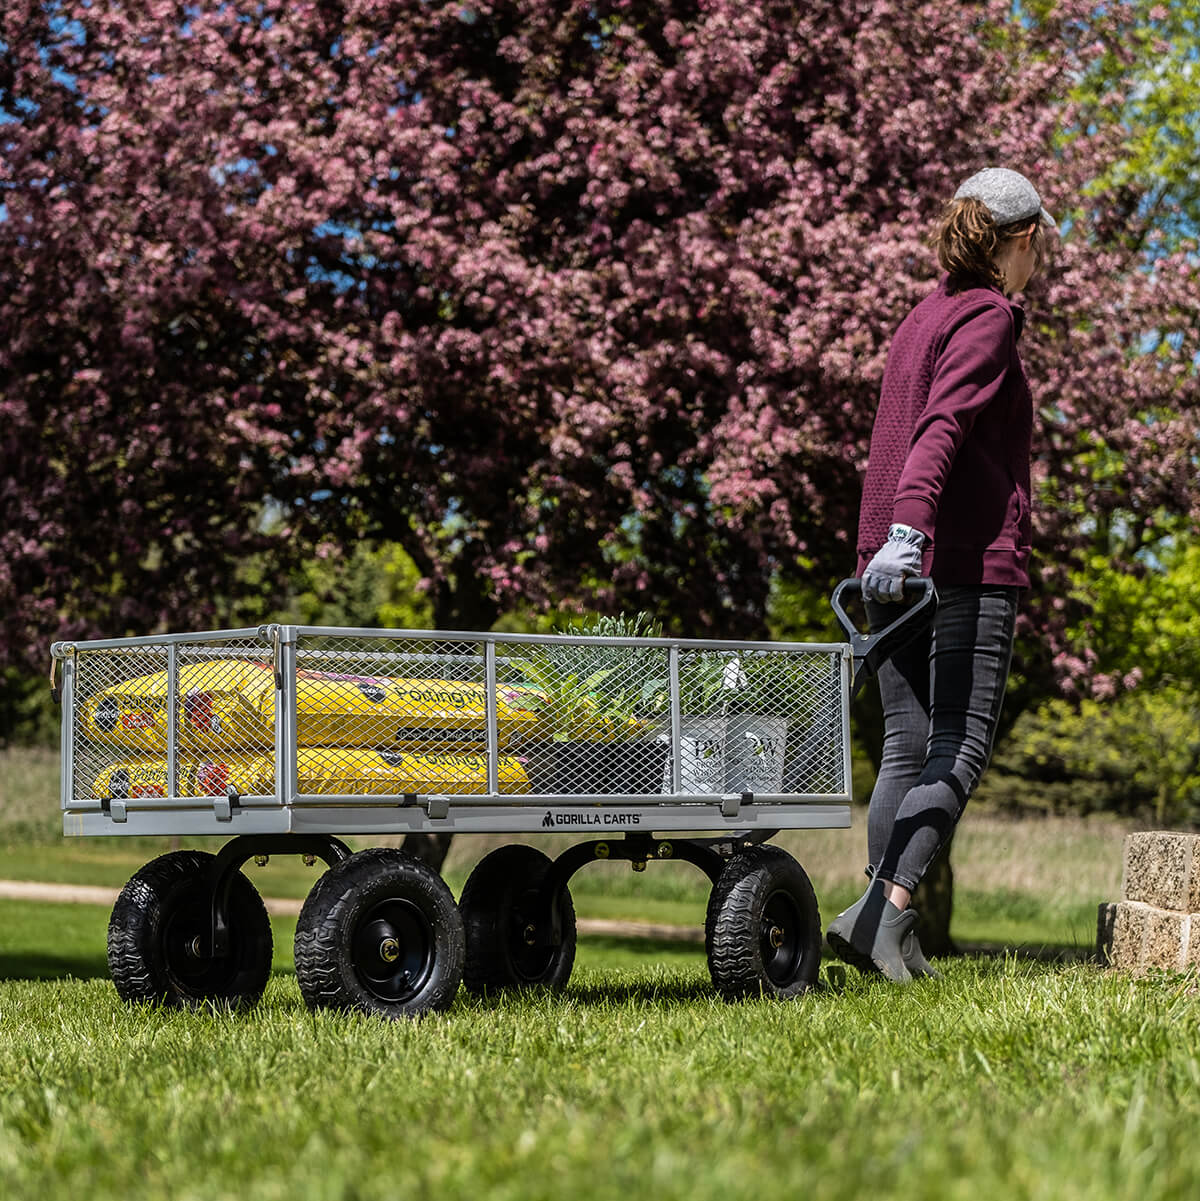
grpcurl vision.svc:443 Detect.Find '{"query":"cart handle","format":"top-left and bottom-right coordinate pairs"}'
top-left (830, 577), bottom-right (938, 696)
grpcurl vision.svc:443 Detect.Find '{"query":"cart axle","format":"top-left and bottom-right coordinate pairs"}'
top-left (206, 835), bottom-right (352, 958)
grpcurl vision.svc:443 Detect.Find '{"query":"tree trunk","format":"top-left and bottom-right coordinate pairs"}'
top-left (397, 557), bottom-right (498, 876)
top-left (400, 833), bottom-right (454, 873)
top-left (912, 838), bottom-right (956, 955)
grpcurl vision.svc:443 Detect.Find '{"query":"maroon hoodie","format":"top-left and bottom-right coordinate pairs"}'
top-left (856, 277), bottom-right (1033, 588)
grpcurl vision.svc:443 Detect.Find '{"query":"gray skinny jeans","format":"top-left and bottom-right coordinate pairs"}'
top-left (865, 585), bottom-right (1019, 891)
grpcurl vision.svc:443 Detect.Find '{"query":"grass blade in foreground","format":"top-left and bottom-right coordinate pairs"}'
top-left (3, 926), bottom-right (1200, 1201)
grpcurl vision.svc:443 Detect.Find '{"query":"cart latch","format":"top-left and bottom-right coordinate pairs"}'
top-left (49, 645), bottom-right (72, 705)
top-left (721, 792), bottom-right (751, 817)
top-left (214, 787), bottom-right (240, 822)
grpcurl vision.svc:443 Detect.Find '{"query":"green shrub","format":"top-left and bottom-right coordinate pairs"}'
top-left (981, 685), bottom-right (1200, 825)
top-left (1, 669), bottom-right (60, 749)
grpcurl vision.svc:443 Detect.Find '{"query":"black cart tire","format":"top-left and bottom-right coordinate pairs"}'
top-left (108, 850), bottom-right (273, 1009)
top-left (294, 848), bottom-right (464, 1019)
top-left (705, 845), bottom-right (822, 1001)
top-left (459, 845), bottom-right (577, 995)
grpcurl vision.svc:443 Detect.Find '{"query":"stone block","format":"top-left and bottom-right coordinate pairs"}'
top-left (1105, 900), bottom-right (1200, 974)
top-left (1108, 901), bottom-right (1148, 972)
top-left (1143, 908), bottom-right (1190, 972)
top-left (1122, 832), bottom-right (1200, 911)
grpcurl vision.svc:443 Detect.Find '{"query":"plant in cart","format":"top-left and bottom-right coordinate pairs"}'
top-left (513, 612), bottom-right (669, 795)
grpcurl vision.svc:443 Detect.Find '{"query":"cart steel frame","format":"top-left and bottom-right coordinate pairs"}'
top-left (50, 579), bottom-right (934, 1018)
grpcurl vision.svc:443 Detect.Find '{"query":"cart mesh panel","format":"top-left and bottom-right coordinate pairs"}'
top-left (71, 636), bottom-right (276, 802)
top-left (292, 635), bottom-right (504, 795)
top-left (68, 630), bottom-right (847, 808)
top-left (676, 648), bottom-right (845, 797)
top-left (496, 638), bottom-right (672, 796)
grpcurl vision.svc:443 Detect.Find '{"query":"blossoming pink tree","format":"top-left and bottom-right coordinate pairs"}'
top-left (3, 0), bottom-right (1198, 706)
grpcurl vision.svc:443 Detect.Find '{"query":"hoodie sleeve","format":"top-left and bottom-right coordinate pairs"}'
top-left (890, 302), bottom-right (1014, 538)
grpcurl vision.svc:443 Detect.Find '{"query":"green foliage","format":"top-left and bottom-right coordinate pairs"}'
top-left (0, 669), bottom-right (60, 749)
top-left (984, 686), bottom-right (1200, 825)
top-left (515, 612), bottom-right (668, 740)
top-left (557, 611), bottom-right (665, 642)
top-left (230, 540), bottom-right (434, 631)
top-left (766, 570), bottom-right (844, 643)
top-left (1072, 1), bottom-right (1200, 245)
top-left (976, 533), bottom-right (1200, 824)
top-left (1066, 536), bottom-right (1200, 690)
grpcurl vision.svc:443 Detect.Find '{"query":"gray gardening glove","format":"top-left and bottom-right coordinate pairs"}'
top-left (862, 524), bottom-right (926, 603)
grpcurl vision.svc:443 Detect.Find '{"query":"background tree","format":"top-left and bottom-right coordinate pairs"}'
top-left (6, 1), bottom-right (1197, 675)
top-left (5, 1), bottom-right (1200, 942)
top-left (1073, 0), bottom-right (1200, 248)
top-left (981, 537), bottom-right (1200, 826)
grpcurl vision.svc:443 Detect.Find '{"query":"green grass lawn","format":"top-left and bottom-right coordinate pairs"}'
top-left (5, 746), bottom-right (1189, 1199)
top-left (3, 894), bottom-right (1199, 1201)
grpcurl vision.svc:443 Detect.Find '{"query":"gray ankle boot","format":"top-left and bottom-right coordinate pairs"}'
top-left (825, 878), bottom-right (916, 983)
top-left (900, 927), bottom-right (941, 980)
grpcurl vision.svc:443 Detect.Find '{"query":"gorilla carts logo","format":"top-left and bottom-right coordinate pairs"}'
top-left (541, 810), bottom-right (642, 828)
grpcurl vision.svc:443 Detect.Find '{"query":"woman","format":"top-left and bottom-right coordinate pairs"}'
top-left (825, 167), bottom-right (1054, 983)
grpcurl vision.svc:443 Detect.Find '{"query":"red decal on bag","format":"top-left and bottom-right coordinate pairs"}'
top-left (185, 691), bottom-right (215, 730)
top-left (196, 762), bottom-right (230, 796)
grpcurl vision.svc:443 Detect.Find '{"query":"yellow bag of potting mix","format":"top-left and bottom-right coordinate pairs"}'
top-left (81, 661), bottom-right (541, 752)
top-left (92, 753), bottom-right (274, 799)
top-left (91, 748), bottom-right (529, 799)
top-left (293, 747), bottom-right (530, 796)
top-left (82, 660), bottom-right (276, 752)
top-left (297, 674), bottom-right (541, 750)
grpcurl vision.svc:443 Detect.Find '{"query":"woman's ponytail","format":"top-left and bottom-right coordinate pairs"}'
top-left (934, 197), bottom-right (1043, 292)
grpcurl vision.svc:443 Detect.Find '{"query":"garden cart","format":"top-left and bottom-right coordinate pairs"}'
top-left (49, 579), bottom-right (934, 1019)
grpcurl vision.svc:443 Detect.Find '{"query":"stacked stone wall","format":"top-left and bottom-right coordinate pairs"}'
top-left (1099, 832), bottom-right (1200, 972)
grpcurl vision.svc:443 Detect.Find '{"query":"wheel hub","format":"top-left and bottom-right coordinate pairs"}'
top-left (352, 901), bottom-right (434, 1002)
top-left (163, 899), bottom-right (243, 992)
top-left (759, 889), bottom-right (805, 985)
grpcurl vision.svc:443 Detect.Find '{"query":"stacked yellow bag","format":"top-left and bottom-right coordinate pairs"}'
top-left (92, 748), bottom-right (530, 799)
top-left (86, 661), bottom-right (536, 800)
top-left (92, 753), bottom-right (271, 799)
top-left (83, 661), bottom-right (541, 751)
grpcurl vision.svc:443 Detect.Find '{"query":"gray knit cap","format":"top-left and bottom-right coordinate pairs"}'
top-left (954, 167), bottom-right (1056, 231)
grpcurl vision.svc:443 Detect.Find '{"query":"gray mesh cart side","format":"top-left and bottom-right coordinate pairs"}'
top-left (51, 581), bottom-right (933, 1018)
